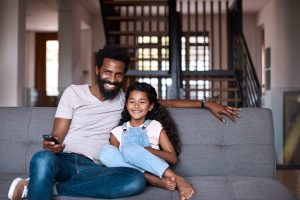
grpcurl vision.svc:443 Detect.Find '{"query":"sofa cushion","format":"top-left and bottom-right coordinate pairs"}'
top-left (0, 107), bottom-right (297, 200)
top-left (2, 174), bottom-right (294, 200)
top-left (0, 108), bottom-right (32, 174)
top-left (169, 108), bottom-right (276, 178)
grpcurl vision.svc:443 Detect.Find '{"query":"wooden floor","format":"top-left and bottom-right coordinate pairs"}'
top-left (276, 169), bottom-right (300, 199)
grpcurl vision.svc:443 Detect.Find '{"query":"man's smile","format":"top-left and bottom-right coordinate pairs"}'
top-left (104, 83), bottom-right (116, 90)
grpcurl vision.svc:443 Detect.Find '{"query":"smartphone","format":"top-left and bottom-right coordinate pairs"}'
top-left (43, 134), bottom-right (60, 144)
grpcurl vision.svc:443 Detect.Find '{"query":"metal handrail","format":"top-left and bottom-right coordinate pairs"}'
top-left (229, 0), bottom-right (261, 107)
top-left (232, 34), bottom-right (261, 107)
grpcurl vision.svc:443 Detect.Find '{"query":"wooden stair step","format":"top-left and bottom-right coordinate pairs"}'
top-left (126, 69), bottom-right (169, 77)
top-left (183, 88), bottom-right (239, 92)
top-left (182, 70), bottom-right (235, 77)
top-left (108, 31), bottom-right (168, 36)
top-left (102, 0), bottom-right (168, 6)
top-left (105, 16), bottom-right (168, 21)
top-left (130, 57), bottom-right (168, 61)
top-left (183, 77), bottom-right (237, 82)
top-left (119, 44), bottom-right (168, 49)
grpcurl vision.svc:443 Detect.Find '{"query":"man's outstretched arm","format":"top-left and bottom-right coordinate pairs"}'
top-left (158, 99), bottom-right (241, 123)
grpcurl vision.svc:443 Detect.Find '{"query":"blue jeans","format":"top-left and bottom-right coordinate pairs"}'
top-left (99, 144), bottom-right (169, 178)
top-left (28, 150), bottom-right (146, 200)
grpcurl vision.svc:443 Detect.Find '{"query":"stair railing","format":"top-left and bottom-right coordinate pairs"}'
top-left (229, 0), bottom-right (261, 107)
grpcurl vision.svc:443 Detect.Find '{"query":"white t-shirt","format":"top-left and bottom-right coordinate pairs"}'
top-left (111, 120), bottom-right (163, 150)
top-left (55, 84), bottom-right (125, 162)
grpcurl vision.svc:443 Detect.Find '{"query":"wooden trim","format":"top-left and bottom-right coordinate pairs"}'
top-left (35, 32), bottom-right (58, 91)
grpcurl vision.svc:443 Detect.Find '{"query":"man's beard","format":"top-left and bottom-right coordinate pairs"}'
top-left (97, 75), bottom-right (122, 100)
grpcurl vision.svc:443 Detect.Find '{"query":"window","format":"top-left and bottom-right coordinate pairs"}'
top-left (137, 36), bottom-right (171, 99)
top-left (181, 33), bottom-right (209, 71)
top-left (46, 40), bottom-right (59, 96)
top-left (181, 33), bottom-right (210, 99)
top-left (136, 33), bottom-right (210, 100)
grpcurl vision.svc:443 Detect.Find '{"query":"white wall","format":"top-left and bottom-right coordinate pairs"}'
top-left (80, 28), bottom-right (92, 85)
top-left (254, 0), bottom-right (300, 163)
top-left (58, 0), bottom-right (93, 92)
top-left (0, 0), bottom-right (25, 106)
top-left (0, 0), bottom-right (107, 106)
top-left (25, 31), bottom-right (35, 89)
top-left (92, 6), bottom-right (106, 53)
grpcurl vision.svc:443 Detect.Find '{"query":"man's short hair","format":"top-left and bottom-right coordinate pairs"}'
top-left (96, 45), bottom-right (130, 73)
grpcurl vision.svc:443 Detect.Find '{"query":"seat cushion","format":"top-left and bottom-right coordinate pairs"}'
top-left (184, 176), bottom-right (296, 200)
top-left (1, 174), bottom-right (296, 200)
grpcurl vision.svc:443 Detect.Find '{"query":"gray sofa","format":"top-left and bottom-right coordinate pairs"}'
top-left (0, 107), bottom-right (296, 200)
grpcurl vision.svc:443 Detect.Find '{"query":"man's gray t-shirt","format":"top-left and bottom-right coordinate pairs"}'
top-left (55, 84), bottom-right (124, 162)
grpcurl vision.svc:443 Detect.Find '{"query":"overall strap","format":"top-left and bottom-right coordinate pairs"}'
top-left (142, 119), bottom-right (152, 129)
top-left (122, 120), bottom-right (151, 131)
top-left (122, 122), bottom-right (127, 132)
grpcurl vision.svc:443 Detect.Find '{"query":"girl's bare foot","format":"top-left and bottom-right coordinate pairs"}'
top-left (175, 176), bottom-right (195, 200)
top-left (161, 176), bottom-right (176, 191)
top-left (144, 173), bottom-right (176, 190)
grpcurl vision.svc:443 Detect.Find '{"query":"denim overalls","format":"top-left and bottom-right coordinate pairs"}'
top-left (99, 120), bottom-right (169, 178)
top-left (120, 119), bottom-right (151, 150)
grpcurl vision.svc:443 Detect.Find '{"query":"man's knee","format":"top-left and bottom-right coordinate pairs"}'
top-left (121, 169), bottom-right (146, 196)
top-left (30, 150), bottom-right (57, 175)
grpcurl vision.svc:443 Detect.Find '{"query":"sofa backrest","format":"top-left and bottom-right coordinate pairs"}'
top-left (0, 107), bottom-right (55, 174)
top-left (0, 107), bottom-right (276, 178)
top-left (169, 108), bottom-right (276, 178)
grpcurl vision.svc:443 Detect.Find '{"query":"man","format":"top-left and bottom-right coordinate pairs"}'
top-left (8, 45), bottom-right (240, 200)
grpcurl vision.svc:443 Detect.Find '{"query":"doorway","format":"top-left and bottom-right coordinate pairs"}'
top-left (35, 32), bottom-right (59, 106)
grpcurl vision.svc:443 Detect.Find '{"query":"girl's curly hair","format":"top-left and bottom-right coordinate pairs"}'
top-left (119, 82), bottom-right (181, 155)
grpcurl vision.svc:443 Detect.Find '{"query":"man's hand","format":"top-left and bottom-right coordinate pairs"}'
top-left (205, 101), bottom-right (241, 123)
top-left (43, 117), bottom-right (70, 153)
top-left (43, 139), bottom-right (65, 153)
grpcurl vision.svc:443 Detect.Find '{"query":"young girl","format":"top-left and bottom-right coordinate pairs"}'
top-left (99, 82), bottom-right (195, 200)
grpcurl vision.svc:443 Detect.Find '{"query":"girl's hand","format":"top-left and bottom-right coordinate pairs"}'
top-left (205, 101), bottom-right (241, 123)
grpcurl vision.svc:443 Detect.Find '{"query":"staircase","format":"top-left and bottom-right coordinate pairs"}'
top-left (100, 0), bottom-right (171, 98)
top-left (181, 70), bottom-right (240, 106)
top-left (99, 0), bottom-right (258, 107)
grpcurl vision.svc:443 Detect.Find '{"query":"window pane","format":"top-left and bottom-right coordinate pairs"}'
top-left (137, 36), bottom-right (170, 99)
top-left (181, 33), bottom-right (211, 100)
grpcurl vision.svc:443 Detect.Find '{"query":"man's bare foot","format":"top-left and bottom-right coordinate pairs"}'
top-left (176, 176), bottom-right (195, 200)
top-left (161, 176), bottom-right (176, 191)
